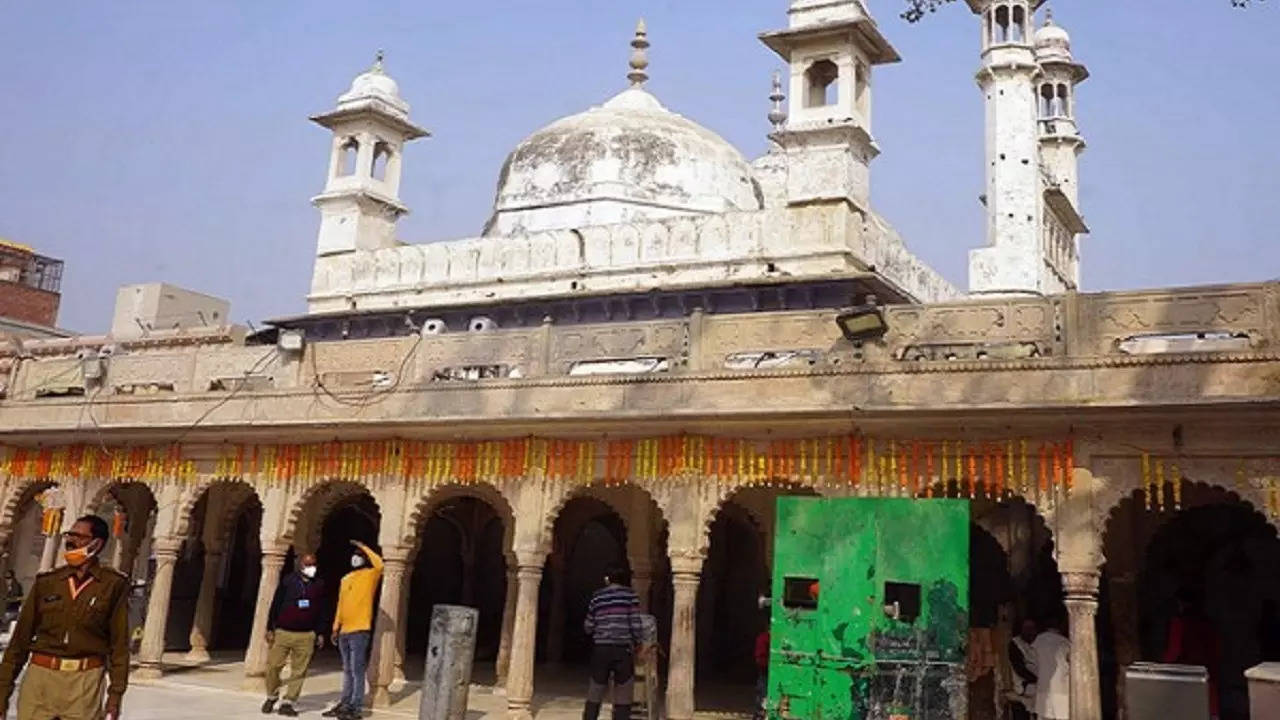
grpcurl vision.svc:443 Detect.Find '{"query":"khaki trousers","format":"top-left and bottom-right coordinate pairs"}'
top-left (17, 664), bottom-right (106, 720)
top-left (265, 630), bottom-right (317, 703)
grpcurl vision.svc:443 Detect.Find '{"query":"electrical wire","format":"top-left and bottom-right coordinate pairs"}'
top-left (171, 347), bottom-right (279, 445)
top-left (311, 332), bottom-right (423, 409)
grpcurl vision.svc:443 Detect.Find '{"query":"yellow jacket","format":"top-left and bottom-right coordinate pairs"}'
top-left (332, 542), bottom-right (383, 635)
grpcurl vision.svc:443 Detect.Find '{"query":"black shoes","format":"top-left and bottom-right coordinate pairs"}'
top-left (261, 699), bottom-right (277, 714)
top-left (277, 704), bottom-right (299, 717)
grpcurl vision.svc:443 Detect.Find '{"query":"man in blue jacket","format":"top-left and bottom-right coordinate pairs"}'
top-left (262, 554), bottom-right (326, 717)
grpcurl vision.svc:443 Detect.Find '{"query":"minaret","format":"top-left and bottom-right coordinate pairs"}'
top-left (966, 0), bottom-right (1044, 295)
top-left (1034, 10), bottom-right (1089, 289)
top-left (759, 0), bottom-right (900, 211)
top-left (310, 52), bottom-right (429, 256)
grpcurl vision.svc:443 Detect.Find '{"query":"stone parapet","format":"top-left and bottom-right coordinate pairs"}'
top-left (307, 203), bottom-right (958, 315)
top-left (0, 282), bottom-right (1276, 440)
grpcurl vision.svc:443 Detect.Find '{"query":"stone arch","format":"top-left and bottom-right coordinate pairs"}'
top-left (0, 478), bottom-right (56, 542)
top-left (697, 481), bottom-right (817, 558)
top-left (0, 479), bottom-right (57, 580)
top-left (1095, 456), bottom-right (1274, 535)
top-left (173, 477), bottom-right (261, 540)
top-left (86, 480), bottom-right (158, 574)
top-left (284, 480), bottom-right (376, 551)
top-left (539, 481), bottom-right (666, 558)
top-left (403, 483), bottom-right (516, 672)
top-left (403, 482), bottom-right (515, 552)
top-left (1101, 478), bottom-right (1280, 719)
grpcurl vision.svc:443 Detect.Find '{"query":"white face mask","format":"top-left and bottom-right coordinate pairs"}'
top-left (351, 554), bottom-right (365, 569)
top-left (301, 565), bottom-right (317, 579)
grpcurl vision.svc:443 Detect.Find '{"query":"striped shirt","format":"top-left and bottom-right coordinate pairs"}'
top-left (584, 584), bottom-right (642, 647)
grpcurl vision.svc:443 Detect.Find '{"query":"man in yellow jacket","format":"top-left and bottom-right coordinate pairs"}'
top-left (324, 540), bottom-right (382, 720)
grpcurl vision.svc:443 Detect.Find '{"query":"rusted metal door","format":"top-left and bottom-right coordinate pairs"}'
top-left (767, 497), bottom-right (969, 720)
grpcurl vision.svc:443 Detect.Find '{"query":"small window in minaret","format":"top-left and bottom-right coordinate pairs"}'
top-left (371, 141), bottom-right (392, 181)
top-left (1011, 5), bottom-right (1026, 43)
top-left (1040, 84), bottom-right (1055, 118)
top-left (1057, 84), bottom-right (1071, 118)
top-left (994, 5), bottom-right (1010, 44)
top-left (805, 59), bottom-right (839, 108)
top-left (339, 138), bottom-right (358, 177)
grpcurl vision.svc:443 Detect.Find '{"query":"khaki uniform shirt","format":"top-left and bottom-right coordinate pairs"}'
top-left (0, 562), bottom-right (130, 709)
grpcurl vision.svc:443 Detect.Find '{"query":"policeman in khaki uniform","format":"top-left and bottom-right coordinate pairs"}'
top-left (0, 515), bottom-right (130, 720)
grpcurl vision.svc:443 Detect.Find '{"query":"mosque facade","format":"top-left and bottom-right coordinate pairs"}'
top-left (1, 2), bottom-right (1278, 718)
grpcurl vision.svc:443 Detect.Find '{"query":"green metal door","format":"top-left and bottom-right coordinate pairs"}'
top-left (767, 497), bottom-right (969, 720)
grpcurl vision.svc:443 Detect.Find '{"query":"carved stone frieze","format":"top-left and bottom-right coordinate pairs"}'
top-left (105, 353), bottom-right (195, 394)
top-left (14, 357), bottom-right (84, 399)
top-left (1079, 284), bottom-right (1276, 356)
top-left (549, 321), bottom-right (685, 372)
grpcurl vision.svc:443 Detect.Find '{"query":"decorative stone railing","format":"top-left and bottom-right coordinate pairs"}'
top-left (0, 282), bottom-right (1276, 403)
top-left (307, 203), bottom-right (959, 315)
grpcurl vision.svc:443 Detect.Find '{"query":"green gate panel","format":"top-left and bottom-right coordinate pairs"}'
top-left (767, 498), bottom-right (969, 720)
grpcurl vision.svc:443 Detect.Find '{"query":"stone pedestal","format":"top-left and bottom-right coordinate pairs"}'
top-left (136, 539), bottom-right (181, 680)
top-left (505, 556), bottom-right (544, 720)
top-left (241, 548), bottom-right (287, 688)
top-left (419, 605), bottom-right (479, 720)
top-left (370, 550), bottom-right (409, 707)
top-left (666, 566), bottom-right (701, 720)
top-left (185, 550), bottom-right (223, 663)
top-left (1064, 570), bottom-right (1102, 720)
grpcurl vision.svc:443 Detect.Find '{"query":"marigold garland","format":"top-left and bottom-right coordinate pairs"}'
top-left (1, 434), bottom-right (1090, 502)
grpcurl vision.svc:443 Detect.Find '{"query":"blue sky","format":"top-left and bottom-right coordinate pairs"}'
top-left (1, 1), bottom-right (1276, 332)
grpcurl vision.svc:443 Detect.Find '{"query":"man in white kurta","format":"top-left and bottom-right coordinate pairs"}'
top-left (1032, 624), bottom-right (1071, 720)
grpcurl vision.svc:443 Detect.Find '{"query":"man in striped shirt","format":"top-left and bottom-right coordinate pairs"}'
top-left (582, 564), bottom-right (642, 720)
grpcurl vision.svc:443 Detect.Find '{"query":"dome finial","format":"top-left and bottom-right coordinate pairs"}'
top-left (372, 49), bottom-right (385, 73)
top-left (1043, 6), bottom-right (1054, 26)
top-left (627, 19), bottom-right (650, 87)
top-left (768, 70), bottom-right (787, 131)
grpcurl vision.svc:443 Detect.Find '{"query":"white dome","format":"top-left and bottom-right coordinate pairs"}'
top-left (1034, 16), bottom-right (1072, 62)
top-left (337, 54), bottom-right (409, 116)
top-left (484, 86), bottom-right (763, 236)
top-left (345, 71), bottom-right (400, 101)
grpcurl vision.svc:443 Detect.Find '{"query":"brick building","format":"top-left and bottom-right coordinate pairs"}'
top-left (0, 238), bottom-right (66, 338)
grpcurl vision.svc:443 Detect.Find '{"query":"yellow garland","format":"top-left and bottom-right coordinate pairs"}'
top-left (1155, 458), bottom-right (1165, 512)
top-left (1140, 453), bottom-right (1151, 510)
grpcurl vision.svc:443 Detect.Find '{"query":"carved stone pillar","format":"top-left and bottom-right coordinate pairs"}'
top-left (545, 552), bottom-right (566, 664)
top-left (38, 533), bottom-right (59, 573)
top-left (1064, 570), bottom-right (1102, 720)
top-left (505, 554), bottom-right (545, 720)
top-left (185, 549), bottom-right (223, 663)
top-left (241, 547), bottom-right (288, 687)
top-left (370, 549), bottom-right (409, 707)
top-left (495, 566), bottom-right (518, 689)
top-left (666, 558), bottom-right (703, 720)
top-left (136, 538), bottom-right (182, 679)
top-left (393, 574), bottom-right (411, 683)
top-left (110, 534), bottom-right (127, 573)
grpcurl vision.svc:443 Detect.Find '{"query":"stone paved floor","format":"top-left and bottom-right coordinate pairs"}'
top-left (106, 653), bottom-right (753, 720)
